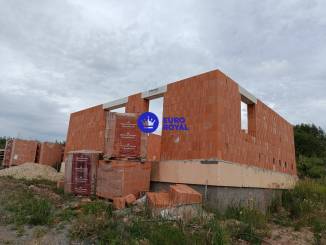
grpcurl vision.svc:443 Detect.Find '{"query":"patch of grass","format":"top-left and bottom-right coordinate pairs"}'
top-left (282, 180), bottom-right (326, 218)
top-left (206, 219), bottom-right (230, 245)
top-left (270, 179), bottom-right (326, 243)
top-left (5, 191), bottom-right (53, 226)
top-left (224, 206), bottom-right (267, 229)
top-left (56, 208), bottom-right (77, 222)
top-left (33, 227), bottom-right (48, 238)
top-left (129, 219), bottom-right (189, 245)
top-left (223, 206), bottom-right (268, 244)
top-left (81, 200), bottom-right (113, 216)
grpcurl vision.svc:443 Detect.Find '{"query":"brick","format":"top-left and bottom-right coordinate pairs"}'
top-left (169, 184), bottom-right (202, 205)
top-left (96, 160), bottom-right (151, 199)
top-left (147, 192), bottom-right (172, 208)
top-left (113, 197), bottom-right (126, 209)
top-left (124, 194), bottom-right (136, 205)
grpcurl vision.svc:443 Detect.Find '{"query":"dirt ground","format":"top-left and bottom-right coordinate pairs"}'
top-left (0, 177), bottom-right (317, 245)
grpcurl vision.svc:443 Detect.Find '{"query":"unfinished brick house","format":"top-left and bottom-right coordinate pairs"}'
top-left (65, 69), bottom-right (298, 211)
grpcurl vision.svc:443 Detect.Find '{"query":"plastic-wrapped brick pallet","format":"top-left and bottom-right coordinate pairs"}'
top-left (105, 112), bottom-right (147, 160)
top-left (96, 160), bottom-right (151, 199)
top-left (64, 150), bottom-right (101, 196)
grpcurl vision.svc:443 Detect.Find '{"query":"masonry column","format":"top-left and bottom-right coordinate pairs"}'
top-left (126, 93), bottom-right (149, 113)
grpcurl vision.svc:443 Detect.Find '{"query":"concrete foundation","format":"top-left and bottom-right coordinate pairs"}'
top-left (151, 181), bottom-right (282, 213)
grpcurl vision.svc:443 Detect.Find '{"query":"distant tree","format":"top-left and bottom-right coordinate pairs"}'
top-left (0, 137), bottom-right (7, 149)
top-left (294, 124), bottom-right (326, 178)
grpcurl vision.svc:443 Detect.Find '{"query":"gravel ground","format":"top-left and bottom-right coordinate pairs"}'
top-left (0, 162), bottom-right (63, 182)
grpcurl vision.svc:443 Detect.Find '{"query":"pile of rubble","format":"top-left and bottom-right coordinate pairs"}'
top-left (0, 162), bottom-right (63, 182)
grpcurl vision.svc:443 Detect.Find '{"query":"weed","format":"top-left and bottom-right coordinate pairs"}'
top-left (4, 187), bottom-right (53, 226)
top-left (81, 200), bottom-right (113, 216)
top-left (224, 206), bottom-right (267, 229)
top-left (206, 219), bottom-right (230, 245)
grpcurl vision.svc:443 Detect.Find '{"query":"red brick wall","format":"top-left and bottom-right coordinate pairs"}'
top-left (64, 95), bottom-right (149, 159)
top-left (160, 70), bottom-right (297, 175)
top-left (126, 93), bottom-right (149, 113)
top-left (10, 139), bottom-right (39, 166)
top-left (38, 142), bottom-right (63, 166)
top-left (64, 105), bottom-right (106, 157)
top-left (216, 75), bottom-right (296, 175)
top-left (64, 70), bottom-right (296, 175)
top-left (160, 71), bottom-right (220, 160)
top-left (147, 134), bottom-right (161, 161)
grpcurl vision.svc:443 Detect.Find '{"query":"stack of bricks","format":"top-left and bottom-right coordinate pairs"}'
top-left (38, 142), bottom-right (64, 167)
top-left (147, 184), bottom-right (202, 208)
top-left (97, 111), bottom-right (151, 209)
top-left (3, 139), bottom-right (38, 167)
top-left (104, 112), bottom-right (147, 160)
top-left (3, 138), bottom-right (64, 168)
top-left (64, 105), bottom-right (106, 158)
top-left (96, 160), bottom-right (151, 199)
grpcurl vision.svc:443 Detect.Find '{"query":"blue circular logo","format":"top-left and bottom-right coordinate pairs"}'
top-left (137, 112), bottom-right (159, 133)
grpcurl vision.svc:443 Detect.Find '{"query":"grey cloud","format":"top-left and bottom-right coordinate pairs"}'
top-left (0, 0), bottom-right (325, 141)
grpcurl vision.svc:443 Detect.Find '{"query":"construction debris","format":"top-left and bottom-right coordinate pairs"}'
top-left (0, 162), bottom-right (63, 182)
top-left (158, 204), bottom-right (203, 221)
top-left (113, 197), bottom-right (126, 209)
top-left (170, 184), bottom-right (202, 205)
top-left (146, 184), bottom-right (203, 220)
top-left (124, 193), bottom-right (136, 205)
top-left (147, 184), bottom-right (202, 208)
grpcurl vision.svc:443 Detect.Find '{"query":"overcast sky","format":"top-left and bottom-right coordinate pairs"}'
top-left (0, 0), bottom-right (325, 141)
